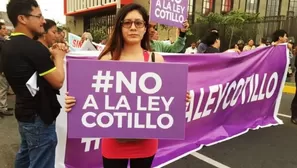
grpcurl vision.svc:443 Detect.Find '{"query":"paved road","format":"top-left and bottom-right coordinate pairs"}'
top-left (0, 93), bottom-right (296, 168)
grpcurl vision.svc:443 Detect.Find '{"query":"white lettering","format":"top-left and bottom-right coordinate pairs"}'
top-left (148, 96), bottom-right (160, 111)
top-left (266, 72), bottom-right (278, 99)
top-left (116, 71), bottom-right (136, 94)
top-left (230, 78), bottom-right (245, 106)
top-left (115, 95), bottom-right (130, 110)
top-left (223, 81), bottom-right (236, 110)
top-left (137, 96), bottom-right (147, 111)
top-left (81, 112), bottom-right (96, 128)
top-left (113, 112), bottom-right (127, 128)
top-left (202, 85), bottom-right (218, 117)
top-left (96, 112), bottom-right (114, 128)
top-left (82, 95), bottom-right (98, 110)
top-left (258, 73), bottom-right (267, 100)
top-left (105, 95), bottom-right (115, 110)
top-left (139, 72), bottom-right (162, 94)
top-left (157, 113), bottom-right (174, 129)
top-left (161, 97), bottom-right (174, 112)
top-left (192, 88), bottom-right (204, 120)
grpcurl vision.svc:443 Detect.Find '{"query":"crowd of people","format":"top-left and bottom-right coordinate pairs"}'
top-left (0, 0), bottom-right (296, 168)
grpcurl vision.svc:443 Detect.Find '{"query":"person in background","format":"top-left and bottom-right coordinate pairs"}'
top-left (2, 0), bottom-right (67, 167)
top-left (80, 32), bottom-right (97, 49)
top-left (287, 39), bottom-right (294, 78)
top-left (185, 42), bottom-right (197, 54)
top-left (0, 22), bottom-right (13, 117)
top-left (37, 19), bottom-right (58, 48)
top-left (151, 31), bottom-right (159, 40)
top-left (64, 3), bottom-right (191, 168)
top-left (56, 27), bottom-right (66, 43)
top-left (266, 37), bottom-right (272, 46)
top-left (149, 21), bottom-right (189, 53)
top-left (225, 43), bottom-right (238, 52)
top-left (236, 40), bottom-right (245, 52)
top-left (196, 39), bottom-right (201, 49)
top-left (203, 32), bottom-right (220, 53)
top-left (257, 37), bottom-right (267, 48)
top-left (81, 32), bottom-right (93, 43)
top-left (272, 29), bottom-right (288, 45)
top-left (243, 39), bottom-right (256, 51)
top-left (273, 29), bottom-right (297, 124)
top-left (197, 28), bottom-right (219, 53)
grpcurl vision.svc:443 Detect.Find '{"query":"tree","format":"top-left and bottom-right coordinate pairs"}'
top-left (195, 10), bottom-right (263, 49)
top-left (88, 26), bottom-right (108, 43)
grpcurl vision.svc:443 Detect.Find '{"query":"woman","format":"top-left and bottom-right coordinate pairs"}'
top-left (243, 39), bottom-right (255, 51)
top-left (37, 19), bottom-right (58, 47)
top-left (64, 3), bottom-right (190, 168)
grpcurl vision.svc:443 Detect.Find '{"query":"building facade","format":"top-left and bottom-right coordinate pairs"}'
top-left (64, 0), bottom-right (296, 42)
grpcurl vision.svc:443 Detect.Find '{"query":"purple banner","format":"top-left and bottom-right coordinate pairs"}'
top-left (59, 46), bottom-right (287, 168)
top-left (67, 60), bottom-right (188, 139)
top-left (149, 0), bottom-right (189, 28)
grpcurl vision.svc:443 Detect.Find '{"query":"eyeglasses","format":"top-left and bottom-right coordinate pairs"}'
top-left (24, 14), bottom-right (44, 20)
top-left (121, 20), bottom-right (146, 28)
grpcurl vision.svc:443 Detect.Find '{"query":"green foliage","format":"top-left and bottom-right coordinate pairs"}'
top-left (88, 26), bottom-right (108, 43)
top-left (159, 24), bottom-right (193, 38)
top-left (195, 10), bottom-right (263, 48)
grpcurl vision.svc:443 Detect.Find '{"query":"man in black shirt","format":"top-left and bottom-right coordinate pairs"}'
top-left (2, 0), bottom-right (67, 167)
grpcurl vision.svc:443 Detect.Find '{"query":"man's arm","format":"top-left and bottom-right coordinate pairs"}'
top-left (27, 43), bottom-right (66, 89)
top-left (153, 21), bottom-right (189, 53)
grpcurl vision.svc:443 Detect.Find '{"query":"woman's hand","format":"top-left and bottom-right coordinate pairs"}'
top-left (65, 92), bottom-right (76, 112)
top-left (186, 91), bottom-right (191, 102)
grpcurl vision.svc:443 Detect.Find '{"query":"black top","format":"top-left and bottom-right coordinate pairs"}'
top-left (0, 37), bottom-right (6, 73)
top-left (204, 46), bottom-right (220, 53)
top-left (1, 34), bottom-right (60, 123)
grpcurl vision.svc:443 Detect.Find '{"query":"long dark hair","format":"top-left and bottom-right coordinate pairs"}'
top-left (98, 3), bottom-right (151, 60)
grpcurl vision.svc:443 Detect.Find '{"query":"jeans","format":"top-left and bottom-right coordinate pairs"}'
top-left (15, 117), bottom-right (57, 168)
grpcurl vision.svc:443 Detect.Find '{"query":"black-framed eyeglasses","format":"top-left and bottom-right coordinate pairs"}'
top-left (24, 14), bottom-right (44, 20)
top-left (121, 20), bottom-right (146, 28)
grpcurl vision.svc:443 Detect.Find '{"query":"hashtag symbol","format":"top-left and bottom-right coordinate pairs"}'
top-left (91, 70), bottom-right (114, 93)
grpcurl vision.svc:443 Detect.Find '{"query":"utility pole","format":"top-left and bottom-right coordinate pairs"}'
top-left (116, 0), bottom-right (121, 13)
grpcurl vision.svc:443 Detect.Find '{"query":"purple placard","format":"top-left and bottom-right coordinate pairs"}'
top-left (67, 60), bottom-right (188, 139)
top-left (149, 0), bottom-right (189, 28)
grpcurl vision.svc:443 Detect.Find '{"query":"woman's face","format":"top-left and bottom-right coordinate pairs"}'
top-left (248, 40), bottom-right (254, 46)
top-left (121, 10), bottom-right (146, 45)
top-left (45, 25), bottom-right (57, 47)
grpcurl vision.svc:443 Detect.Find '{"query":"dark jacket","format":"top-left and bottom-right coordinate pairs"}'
top-left (0, 37), bottom-right (5, 73)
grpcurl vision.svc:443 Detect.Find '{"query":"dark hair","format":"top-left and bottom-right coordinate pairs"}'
top-left (247, 38), bottom-right (254, 43)
top-left (260, 37), bottom-right (267, 44)
top-left (44, 19), bottom-right (56, 32)
top-left (99, 3), bottom-right (151, 60)
top-left (7, 0), bottom-right (39, 27)
top-left (57, 27), bottom-right (63, 32)
top-left (272, 29), bottom-right (287, 42)
top-left (0, 22), bottom-right (4, 29)
top-left (202, 32), bottom-right (219, 46)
